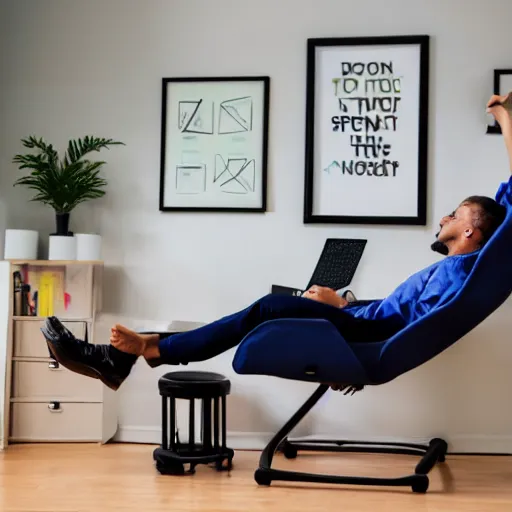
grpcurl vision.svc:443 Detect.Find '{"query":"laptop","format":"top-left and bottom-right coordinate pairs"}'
top-left (271, 238), bottom-right (367, 297)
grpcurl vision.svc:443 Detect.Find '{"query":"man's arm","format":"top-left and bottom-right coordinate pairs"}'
top-left (487, 93), bottom-right (512, 173)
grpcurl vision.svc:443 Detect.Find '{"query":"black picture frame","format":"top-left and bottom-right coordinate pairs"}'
top-left (486, 69), bottom-right (512, 135)
top-left (159, 76), bottom-right (270, 212)
top-left (304, 35), bottom-right (430, 225)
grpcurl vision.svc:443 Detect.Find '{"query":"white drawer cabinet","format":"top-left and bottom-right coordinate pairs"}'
top-left (10, 402), bottom-right (103, 442)
top-left (13, 320), bottom-right (86, 359)
top-left (0, 260), bottom-right (118, 448)
top-left (11, 360), bottom-right (102, 401)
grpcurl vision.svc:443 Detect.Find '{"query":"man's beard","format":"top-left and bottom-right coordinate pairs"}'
top-left (431, 232), bottom-right (449, 255)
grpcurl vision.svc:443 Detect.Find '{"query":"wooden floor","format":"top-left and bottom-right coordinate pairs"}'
top-left (0, 444), bottom-right (511, 511)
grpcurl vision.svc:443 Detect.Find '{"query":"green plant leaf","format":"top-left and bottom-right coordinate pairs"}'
top-left (12, 135), bottom-right (124, 213)
top-left (63, 136), bottom-right (125, 167)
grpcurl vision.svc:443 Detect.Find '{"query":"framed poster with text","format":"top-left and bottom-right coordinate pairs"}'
top-left (304, 35), bottom-right (429, 225)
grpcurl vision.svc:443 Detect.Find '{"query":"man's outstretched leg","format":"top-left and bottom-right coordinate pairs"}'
top-left (42, 294), bottom-right (340, 390)
top-left (41, 293), bottom-right (402, 391)
top-left (110, 292), bottom-right (400, 365)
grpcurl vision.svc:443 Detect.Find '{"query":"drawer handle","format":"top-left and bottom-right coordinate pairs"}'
top-left (48, 402), bottom-right (62, 413)
top-left (48, 361), bottom-right (60, 370)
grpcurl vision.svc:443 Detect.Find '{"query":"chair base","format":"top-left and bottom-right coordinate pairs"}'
top-left (255, 384), bottom-right (447, 493)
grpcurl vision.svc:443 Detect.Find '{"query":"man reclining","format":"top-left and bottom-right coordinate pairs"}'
top-left (41, 94), bottom-right (512, 392)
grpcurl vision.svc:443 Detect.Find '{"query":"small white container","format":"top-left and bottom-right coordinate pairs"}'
top-left (48, 235), bottom-right (76, 260)
top-left (4, 229), bottom-right (39, 260)
top-left (75, 234), bottom-right (102, 261)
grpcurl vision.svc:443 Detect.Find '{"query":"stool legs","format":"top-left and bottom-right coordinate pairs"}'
top-left (170, 397), bottom-right (176, 450)
top-left (189, 398), bottom-right (195, 451)
top-left (162, 396), bottom-right (224, 453)
top-left (222, 395), bottom-right (227, 450)
top-left (202, 398), bottom-right (212, 449)
top-left (162, 395), bottom-right (168, 450)
top-left (161, 396), bottom-right (177, 451)
top-left (214, 397), bottom-right (219, 450)
top-left (155, 393), bottom-right (234, 475)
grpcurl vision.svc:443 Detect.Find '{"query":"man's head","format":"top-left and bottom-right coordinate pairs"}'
top-left (432, 196), bottom-right (506, 256)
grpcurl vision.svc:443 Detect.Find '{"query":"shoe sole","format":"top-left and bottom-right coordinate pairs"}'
top-left (45, 340), bottom-right (121, 392)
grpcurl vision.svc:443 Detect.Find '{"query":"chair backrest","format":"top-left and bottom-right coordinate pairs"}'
top-left (359, 181), bottom-right (512, 384)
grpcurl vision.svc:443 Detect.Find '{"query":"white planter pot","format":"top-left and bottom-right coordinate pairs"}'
top-left (4, 229), bottom-right (39, 260)
top-left (75, 233), bottom-right (102, 261)
top-left (48, 235), bottom-right (76, 260)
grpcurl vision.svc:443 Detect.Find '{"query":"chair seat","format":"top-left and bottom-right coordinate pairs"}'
top-left (158, 371), bottom-right (231, 399)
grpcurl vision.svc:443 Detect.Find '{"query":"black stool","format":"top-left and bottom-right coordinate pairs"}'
top-left (153, 371), bottom-right (234, 475)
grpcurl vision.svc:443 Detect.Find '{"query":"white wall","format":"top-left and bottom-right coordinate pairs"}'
top-left (1, 0), bottom-right (512, 452)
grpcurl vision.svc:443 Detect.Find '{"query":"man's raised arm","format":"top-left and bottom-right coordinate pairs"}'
top-left (487, 93), bottom-right (512, 173)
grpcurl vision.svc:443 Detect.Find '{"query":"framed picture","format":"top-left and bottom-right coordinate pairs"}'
top-left (304, 35), bottom-right (430, 225)
top-left (487, 69), bottom-right (512, 134)
top-left (159, 76), bottom-right (270, 212)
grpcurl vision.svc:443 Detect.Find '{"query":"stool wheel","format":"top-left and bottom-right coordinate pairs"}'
top-left (215, 456), bottom-right (233, 472)
top-left (156, 460), bottom-right (185, 476)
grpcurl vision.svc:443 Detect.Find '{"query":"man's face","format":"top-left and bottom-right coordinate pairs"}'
top-left (437, 203), bottom-right (478, 243)
top-left (432, 202), bottom-right (480, 255)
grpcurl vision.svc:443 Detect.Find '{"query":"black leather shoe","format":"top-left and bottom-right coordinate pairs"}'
top-left (40, 316), bottom-right (138, 391)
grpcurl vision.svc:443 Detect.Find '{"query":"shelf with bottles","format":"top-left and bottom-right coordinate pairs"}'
top-left (8, 260), bottom-right (103, 320)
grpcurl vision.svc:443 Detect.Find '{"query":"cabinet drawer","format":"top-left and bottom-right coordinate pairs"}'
top-left (13, 320), bottom-right (87, 358)
top-left (11, 361), bottom-right (102, 401)
top-left (10, 402), bottom-right (102, 442)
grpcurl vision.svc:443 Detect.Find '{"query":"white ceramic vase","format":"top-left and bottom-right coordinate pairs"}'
top-left (4, 229), bottom-right (39, 260)
top-left (48, 235), bottom-right (76, 260)
top-left (75, 233), bottom-right (102, 261)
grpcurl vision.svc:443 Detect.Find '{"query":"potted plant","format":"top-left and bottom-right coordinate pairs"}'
top-left (12, 135), bottom-right (124, 236)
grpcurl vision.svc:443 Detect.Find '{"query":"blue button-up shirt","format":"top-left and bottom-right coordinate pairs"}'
top-left (344, 176), bottom-right (512, 325)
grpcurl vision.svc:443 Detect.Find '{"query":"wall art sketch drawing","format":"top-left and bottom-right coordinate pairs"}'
top-left (159, 77), bottom-right (270, 211)
top-left (304, 35), bottom-right (429, 225)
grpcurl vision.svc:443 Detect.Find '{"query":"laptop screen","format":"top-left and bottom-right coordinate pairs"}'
top-left (305, 238), bottom-right (367, 291)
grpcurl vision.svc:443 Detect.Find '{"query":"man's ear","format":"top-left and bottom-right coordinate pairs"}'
top-left (464, 228), bottom-right (473, 238)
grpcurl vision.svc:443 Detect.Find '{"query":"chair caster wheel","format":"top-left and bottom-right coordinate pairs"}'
top-left (283, 443), bottom-right (298, 460)
top-left (254, 469), bottom-right (272, 486)
top-left (411, 475), bottom-right (429, 494)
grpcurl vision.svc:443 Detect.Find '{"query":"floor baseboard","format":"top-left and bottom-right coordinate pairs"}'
top-left (114, 426), bottom-right (272, 449)
top-left (113, 427), bottom-right (512, 454)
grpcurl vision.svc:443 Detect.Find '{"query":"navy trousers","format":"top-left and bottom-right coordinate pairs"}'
top-left (158, 294), bottom-right (403, 364)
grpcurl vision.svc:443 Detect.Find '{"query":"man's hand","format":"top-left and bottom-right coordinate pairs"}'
top-left (302, 285), bottom-right (348, 308)
top-left (487, 93), bottom-right (512, 132)
top-left (487, 93), bottom-right (512, 174)
top-left (326, 382), bottom-right (365, 395)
